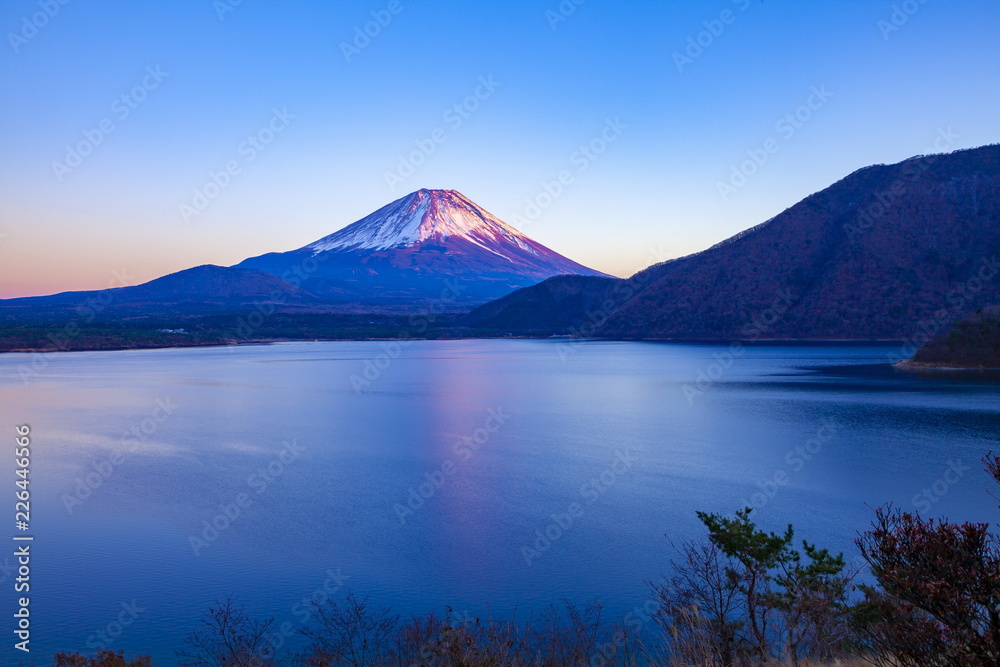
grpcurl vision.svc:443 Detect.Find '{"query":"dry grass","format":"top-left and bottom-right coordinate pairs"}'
top-left (664, 659), bottom-right (877, 667)
top-left (759, 660), bottom-right (874, 667)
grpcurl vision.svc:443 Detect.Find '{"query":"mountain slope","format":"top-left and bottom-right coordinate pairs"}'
top-left (469, 145), bottom-right (1000, 340)
top-left (0, 265), bottom-right (328, 320)
top-left (235, 189), bottom-right (607, 306)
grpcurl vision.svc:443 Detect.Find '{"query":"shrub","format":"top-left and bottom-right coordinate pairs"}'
top-left (855, 454), bottom-right (1000, 666)
top-left (52, 649), bottom-right (152, 666)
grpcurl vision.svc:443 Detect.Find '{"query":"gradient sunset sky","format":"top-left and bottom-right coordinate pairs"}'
top-left (1, 0), bottom-right (998, 298)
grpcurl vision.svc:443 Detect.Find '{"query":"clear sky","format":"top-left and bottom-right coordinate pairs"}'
top-left (1, 0), bottom-right (998, 298)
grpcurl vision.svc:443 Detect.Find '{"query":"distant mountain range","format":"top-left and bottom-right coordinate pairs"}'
top-left (3, 146), bottom-right (1000, 349)
top-left (469, 144), bottom-right (1000, 340)
top-left (0, 190), bottom-right (606, 317)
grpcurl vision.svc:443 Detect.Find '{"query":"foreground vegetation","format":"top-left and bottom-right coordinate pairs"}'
top-left (37, 454), bottom-right (1000, 666)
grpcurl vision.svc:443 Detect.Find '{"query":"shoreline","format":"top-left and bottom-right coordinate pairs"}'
top-left (895, 359), bottom-right (1000, 372)
top-left (0, 335), bottom-right (910, 355)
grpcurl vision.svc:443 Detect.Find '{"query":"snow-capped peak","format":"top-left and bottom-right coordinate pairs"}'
top-left (303, 189), bottom-right (537, 255)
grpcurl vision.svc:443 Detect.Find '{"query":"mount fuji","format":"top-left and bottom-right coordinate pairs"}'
top-left (0, 189), bottom-right (604, 323)
top-left (234, 189), bottom-right (608, 306)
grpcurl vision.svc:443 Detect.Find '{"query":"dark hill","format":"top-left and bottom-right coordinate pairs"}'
top-left (908, 306), bottom-right (1000, 368)
top-left (468, 145), bottom-right (1000, 340)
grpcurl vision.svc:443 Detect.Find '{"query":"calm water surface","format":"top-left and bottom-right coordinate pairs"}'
top-left (0, 340), bottom-right (997, 663)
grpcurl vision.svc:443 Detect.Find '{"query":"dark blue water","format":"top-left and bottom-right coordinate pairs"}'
top-left (0, 340), bottom-right (997, 664)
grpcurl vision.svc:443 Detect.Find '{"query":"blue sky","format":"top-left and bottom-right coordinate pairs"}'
top-left (1, 0), bottom-right (998, 297)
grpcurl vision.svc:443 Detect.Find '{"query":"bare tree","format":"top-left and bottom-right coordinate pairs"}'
top-left (177, 597), bottom-right (277, 667)
top-left (298, 592), bottom-right (399, 666)
top-left (651, 538), bottom-right (750, 666)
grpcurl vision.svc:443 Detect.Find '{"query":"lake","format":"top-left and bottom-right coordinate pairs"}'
top-left (1, 340), bottom-right (997, 663)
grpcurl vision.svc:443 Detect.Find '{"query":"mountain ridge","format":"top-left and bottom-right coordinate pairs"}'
top-left (468, 144), bottom-right (1000, 340)
top-left (234, 188), bottom-right (608, 306)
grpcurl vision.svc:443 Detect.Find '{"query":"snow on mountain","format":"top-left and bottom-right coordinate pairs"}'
top-left (234, 188), bottom-right (608, 306)
top-left (304, 189), bottom-right (538, 257)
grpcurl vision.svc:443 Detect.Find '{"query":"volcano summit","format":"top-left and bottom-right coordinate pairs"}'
top-left (235, 188), bottom-right (607, 306)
